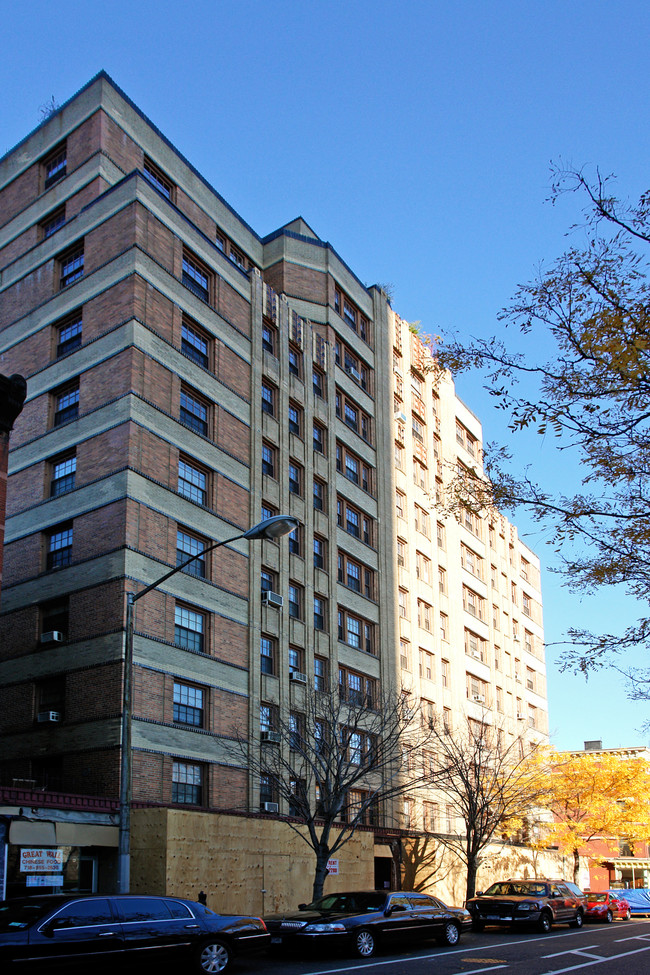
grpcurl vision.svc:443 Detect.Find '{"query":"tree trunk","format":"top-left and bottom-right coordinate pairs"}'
top-left (573, 846), bottom-right (580, 885)
top-left (312, 845), bottom-right (331, 901)
top-left (466, 854), bottom-right (479, 902)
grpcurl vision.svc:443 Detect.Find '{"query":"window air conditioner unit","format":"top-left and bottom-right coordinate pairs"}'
top-left (261, 590), bottom-right (283, 609)
top-left (40, 631), bottom-right (64, 644)
top-left (260, 731), bottom-right (281, 744)
top-left (261, 801), bottom-right (279, 813)
top-left (394, 411), bottom-right (407, 424)
top-left (513, 635), bottom-right (520, 642)
top-left (472, 694), bottom-right (485, 703)
top-left (471, 651), bottom-right (481, 659)
top-left (37, 710), bottom-right (61, 723)
top-left (517, 712), bottom-right (524, 720)
top-left (515, 673), bottom-right (521, 682)
top-left (290, 672), bottom-right (308, 684)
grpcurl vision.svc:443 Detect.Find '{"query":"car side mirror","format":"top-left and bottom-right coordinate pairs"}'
top-left (477, 892), bottom-right (483, 897)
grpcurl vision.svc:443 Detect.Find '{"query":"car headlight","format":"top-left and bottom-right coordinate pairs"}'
top-left (518, 902), bottom-right (539, 912)
top-left (303, 922), bottom-right (347, 933)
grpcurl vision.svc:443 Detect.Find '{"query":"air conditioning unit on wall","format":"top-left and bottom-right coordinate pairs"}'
top-left (260, 731), bottom-right (281, 744)
top-left (37, 711), bottom-right (61, 723)
top-left (261, 801), bottom-right (279, 813)
top-left (40, 631), bottom-right (64, 644)
top-left (261, 590), bottom-right (283, 609)
top-left (290, 672), bottom-right (307, 684)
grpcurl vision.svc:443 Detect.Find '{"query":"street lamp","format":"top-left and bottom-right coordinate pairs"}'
top-left (117, 514), bottom-right (300, 893)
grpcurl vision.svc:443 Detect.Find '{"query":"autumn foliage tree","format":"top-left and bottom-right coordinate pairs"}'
top-left (538, 750), bottom-right (650, 882)
top-left (437, 166), bottom-right (650, 689)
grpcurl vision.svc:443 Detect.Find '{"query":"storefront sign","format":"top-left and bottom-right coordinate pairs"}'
top-left (26, 874), bottom-right (64, 887)
top-left (326, 859), bottom-right (339, 875)
top-left (20, 848), bottom-right (64, 872)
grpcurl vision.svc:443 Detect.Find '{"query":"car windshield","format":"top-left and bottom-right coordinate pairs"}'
top-left (0, 900), bottom-right (53, 932)
top-left (305, 893), bottom-right (387, 913)
top-left (590, 894), bottom-right (608, 903)
top-left (484, 882), bottom-right (548, 897)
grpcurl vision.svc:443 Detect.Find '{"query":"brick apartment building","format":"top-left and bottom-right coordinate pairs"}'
top-left (0, 72), bottom-right (547, 905)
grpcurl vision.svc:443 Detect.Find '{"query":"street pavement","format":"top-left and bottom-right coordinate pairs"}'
top-left (241, 919), bottom-right (650, 975)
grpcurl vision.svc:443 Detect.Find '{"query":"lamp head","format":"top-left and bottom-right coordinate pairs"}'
top-left (244, 515), bottom-right (300, 541)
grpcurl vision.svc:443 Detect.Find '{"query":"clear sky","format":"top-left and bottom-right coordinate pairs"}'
top-left (2, 0), bottom-right (649, 749)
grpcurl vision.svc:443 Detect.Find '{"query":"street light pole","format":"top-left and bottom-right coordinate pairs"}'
top-left (116, 514), bottom-right (299, 893)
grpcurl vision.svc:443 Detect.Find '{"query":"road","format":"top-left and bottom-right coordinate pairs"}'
top-left (240, 920), bottom-right (650, 975)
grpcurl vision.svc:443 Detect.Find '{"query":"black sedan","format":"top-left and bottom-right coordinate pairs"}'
top-left (265, 890), bottom-right (471, 958)
top-left (0, 893), bottom-right (269, 973)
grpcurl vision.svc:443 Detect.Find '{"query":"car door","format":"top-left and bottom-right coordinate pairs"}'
top-left (114, 896), bottom-right (197, 960)
top-left (406, 894), bottom-right (447, 940)
top-left (27, 898), bottom-right (123, 965)
top-left (380, 893), bottom-right (420, 945)
top-left (548, 884), bottom-right (568, 921)
top-left (557, 883), bottom-right (579, 921)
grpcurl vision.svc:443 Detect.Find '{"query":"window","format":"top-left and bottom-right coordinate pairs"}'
top-left (412, 415), bottom-right (425, 442)
top-left (314, 595), bottom-right (327, 631)
top-left (288, 582), bottom-right (303, 619)
top-left (415, 504), bottom-right (430, 537)
top-left (288, 524), bottom-right (302, 556)
top-left (43, 143), bottom-right (66, 188)
top-left (314, 535), bottom-right (326, 569)
top-left (40, 597), bottom-right (69, 641)
top-left (466, 673), bottom-right (488, 703)
top-left (288, 402), bottom-right (302, 437)
top-left (41, 206), bottom-right (66, 239)
top-left (180, 387), bottom-right (209, 436)
top-left (338, 608), bottom-right (375, 654)
top-left (423, 801), bottom-right (438, 832)
top-left (178, 456), bottom-right (207, 505)
top-left (261, 501), bottom-right (277, 522)
top-left (50, 452), bottom-right (76, 497)
top-left (336, 442), bottom-right (373, 493)
top-left (437, 521), bottom-right (446, 549)
top-left (335, 289), bottom-right (369, 342)
top-left (37, 679), bottom-right (65, 722)
top-left (338, 552), bottom-right (375, 599)
top-left (289, 461), bottom-right (303, 496)
top-left (441, 658), bottom-right (450, 687)
top-left (438, 565), bottom-right (447, 594)
top-left (335, 389), bottom-right (372, 443)
top-left (143, 157), bottom-right (174, 199)
top-left (261, 635), bottom-right (276, 675)
top-left (314, 656), bottom-right (328, 692)
top-left (522, 592), bottom-right (532, 617)
top-left (313, 367), bottom-right (325, 399)
top-left (416, 551), bottom-right (431, 584)
top-left (229, 244), bottom-right (247, 270)
top-left (339, 666), bottom-right (376, 707)
top-left (413, 458), bottom-right (427, 490)
top-left (289, 712), bottom-right (305, 750)
top-left (400, 640), bottom-right (410, 670)
top-left (56, 311), bottom-right (82, 357)
top-left (173, 683), bottom-right (204, 727)
top-left (260, 703), bottom-right (277, 732)
top-left (182, 251), bottom-right (210, 302)
top-left (53, 381), bottom-right (79, 426)
top-left (181, 318), bottom-right (210, 369)
top-left (288, 646), bottom-right (303, 675)
top-left (59, 243), bottom-right (84, 288)
top-left (461, 544), bottom-right (483, 579)
top-left (394, 442), bottom-right (405, 469)
top-left (261, 567), bottom-right (277, 593)
top-left (260, 773), bottom-right (277, 806)
top-left (174, 605), bottom-right (205, 652)
top-left (262, 321), bottom-right (276, 355)
top-left (313, 477), bottom-right (326, 510)
top-left (395, 490), bottom-right (406, 519)
top-left (313, 422), bottom-right (326, 454)
top-left (398, 588), bottom-right (408, 618)
top-left (288, 345), bottom-right (302, 378)
top-left (463, 585), bottom-right (485, 621)
top-left (464, 628), bottom-right (486, 661)
top-left (337, 339), bottom-right (370, 391)
top-left (261, 442), bottom-right (276, 478)
top-left (172, 761), bottom-right (203, 805)
top-left (417, 599), bottom-right (432, 631)
top-left (261, 380), bottom-right (276, 416)
top-left (440, 612), bottom-right (449, 642)
top-left (397, 538), bottom-right (406, 567)
top-left (46, 523), bottom-right (72, 569)
top-left (176, 529), bottom-right (206, 578)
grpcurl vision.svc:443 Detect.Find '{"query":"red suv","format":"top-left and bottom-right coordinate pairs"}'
top-left (466, 879), bottom-right (587, 933)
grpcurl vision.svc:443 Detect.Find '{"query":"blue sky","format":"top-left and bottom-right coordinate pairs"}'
top-left (2, 0), bottom-right (649, 748)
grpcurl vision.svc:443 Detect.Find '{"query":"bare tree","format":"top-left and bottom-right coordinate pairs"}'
top-left (234, 684), bottom-right (438, 901)
top-left (38, 96), bottom-right (60, 122)
top-left (426, 714), bottom-right (545, 901)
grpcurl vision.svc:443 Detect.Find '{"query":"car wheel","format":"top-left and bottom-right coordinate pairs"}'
top-left (569, 911), bottom-right (584, 929)
top-left (625, 907), bottom-right (632, 920)
top-left (438, 921), bottom-right (460, 946)
top-left (355, 928), bottom-right (377, 958)
top-left (605, 910), bottom-right (613, 924)
top-left (471, 919), bottom-right (485, 932)
top-left (195, 938), bottom-right (232, 973)
top-left (538, 911), bottom-right (552, 933)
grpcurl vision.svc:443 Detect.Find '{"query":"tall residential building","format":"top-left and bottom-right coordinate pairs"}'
top-left (0, 73), bottom-right (547, 904)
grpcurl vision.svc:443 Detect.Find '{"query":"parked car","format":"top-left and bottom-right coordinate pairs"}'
top-left (585, 891), bottom-right (632, 923)
top-left (265, 889), bottom-right (471, 958)
top-left (466, 879), bottom-right (587, 933)
top-left (0, 893), bottom-right (269, 973)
